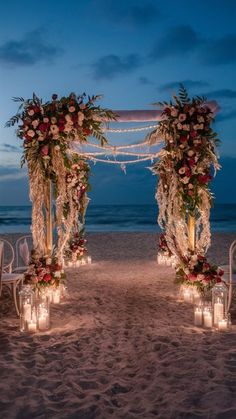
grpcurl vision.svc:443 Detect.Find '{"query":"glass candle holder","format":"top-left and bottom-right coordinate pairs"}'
top-left (203, 305), bottom-right (213, 328)
top-left (19, 285), bottom-right (35, 332)
top-left (212, 282), bottom-right (228, 327)
top-left (52, 287), bottom-right (61, 304)
top-left (37, 295), bottom-right (50, 331)
top-left (218, 317), bottom-right (228, 331)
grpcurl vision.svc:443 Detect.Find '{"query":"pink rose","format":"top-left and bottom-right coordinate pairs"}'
top-left (41, 145), bottom-right (49, 156)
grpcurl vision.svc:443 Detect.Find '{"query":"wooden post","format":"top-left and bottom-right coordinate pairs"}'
top-left (188, 214), bottom-right (195, 252)
top-left (44, 179), bottom-right (53, 256)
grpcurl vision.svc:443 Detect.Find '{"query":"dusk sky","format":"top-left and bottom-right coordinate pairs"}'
top-left (0, 0), bottom-right (235, 205)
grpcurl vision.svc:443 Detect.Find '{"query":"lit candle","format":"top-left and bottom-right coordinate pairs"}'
top-left (218, 319), bottom-right (228, 331)
top-left (38, 316), bottom-right (47, 331)
top-left (68, 261), bottom-right (73, 267)
top-left (194, 307), bottom-right (203, 326)
top-left (27, 320), bottom-right (37, 333)
top-left (214, 301), bottom-right (224, 326)
top-left (183, 289), bottom-right (191, 303)
top-left (23, 303), bottom-right (32, 322)
top-left (81, 258), bottom-right (86, 266)
top-left (53, 289), bottom-right (60, 304)
top-left (203, 311), bottom-right (213, 328)
top-left (87, 256), bottom-right (92, 264)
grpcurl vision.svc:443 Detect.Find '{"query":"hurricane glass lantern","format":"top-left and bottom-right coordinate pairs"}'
top-left (212, 282), bottom-right (228, 327)
top-left (19, 285), bottom-right (35, 332)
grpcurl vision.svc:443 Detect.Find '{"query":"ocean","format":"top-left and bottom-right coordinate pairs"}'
top-left (0, 204), bottom-right (236, 234)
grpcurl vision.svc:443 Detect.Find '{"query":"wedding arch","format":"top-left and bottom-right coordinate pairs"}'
top-left (7, 86), bottom-right (222, 293)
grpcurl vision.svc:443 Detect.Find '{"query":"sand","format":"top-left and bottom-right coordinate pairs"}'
top-left (0, 232), bottom-right (236, 419)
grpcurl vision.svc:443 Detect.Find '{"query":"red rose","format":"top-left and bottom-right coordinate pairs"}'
top-left (188, 158), bottom-right (195, 167)
top-left (218, 269), bottom-right (224, 276)
top-left (179, 135), bottom-right (188, 142)
top-left (203, 263), bottom-right (210, 271)
top-left (188, 190), bottom-right (194, 196)
top-left (197, 255), bottom-right (205, 262)
top-left (190, 130), bottom-right (197, 138)
top-left (33, 106), bottom-right (41, 113)
top-left (83, 128), bottom-right (91, 136)
top-left (185, 168), bottom-right (191, 177)
top-left (216, 277), bottom-right (222, 283)
top-left (43, 273), bottom-right (52, 282)
top-left (39, 123), bottom-right (48, 133)
top-left (198, 174), bottom-right (212, 185)
top-left (58, 124), bottom-right (65, 132)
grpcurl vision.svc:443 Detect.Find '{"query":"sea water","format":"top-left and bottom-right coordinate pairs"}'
top-left (0, 204), bottom-right (236, 234)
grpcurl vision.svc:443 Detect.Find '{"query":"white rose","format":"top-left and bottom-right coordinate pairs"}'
top-left (193, 124), bottom-right (200, 130)
top-left (197, 274), bottom-right (205, 281)
top-left (187, 150), bottom-right (195, 157)
top-left (171, 108), bottom-right (178, 117)
top-left (182, 124), bottom-right (190, 131)
top-left (53, 134), bottom-right (59, 140)
top-left (197, 116), bottom-right (205, 123)
top-left (188, 183), bottom-right (194, 189)
top-left (27, 129), bottom-right (35, 138)
top-left (32, 120), bottom-right (39, 128)
top-left (65, 114), bottom-right (72, 122)
top-left (64, 124), bottom-right (72, 133)
top-left (177, 123), bottom-right (182, 130)
top-left (28, 109), bottom-right (34, 116)
top-left (198, 124), bottom-right (204, 130)
top-left (51, 117), bottom-right (57, 124)
top-left (54, 145), bottom-right (60, 151)
top-left (54, 271), bottom-right (61, 278)
top-left (50, 125), bottom-right (59, 134)
top-left (38, 136), bottom-right (44, 141)
top-left (181, 176), bottom-right (189, 184)
top-left (43, 117), bottom-right (49, 123)
top-left (179, 144), bottom-right (185, 149)
top-left (178, 167), bottom-right (186, 175)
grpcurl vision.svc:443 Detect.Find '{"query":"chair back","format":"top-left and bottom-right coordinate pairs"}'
top-left (15, 235), bottom-right (33, 269)
top-left (0, 238), bottom-right (14, 273)
top-left (227, 239), bottom-right (236, 312)
top-left (0, 241), bottom-right (3, 296)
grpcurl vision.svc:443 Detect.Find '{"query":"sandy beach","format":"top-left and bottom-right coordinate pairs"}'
top-left (0, 232), bottom-right (236, 419)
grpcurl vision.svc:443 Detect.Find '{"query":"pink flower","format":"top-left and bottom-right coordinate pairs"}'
top-left (41, 145), bottom-right (49, 156)
top-left (188, 274), bottom-right (197, 282)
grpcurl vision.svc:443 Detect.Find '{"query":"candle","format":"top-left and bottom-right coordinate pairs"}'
top-left (183, 289), bottom-right (191, 303)
top-left (203, 311), bottom-right (213, 328)
top-left (53, 289), bottom-right (60, 304)
top-left (218, 319), bottom-right (228, 331)
top-left (67, 261), bottom-right (73, 267)
top-left (38, 316), bottom-right (47, 331)
top-left (87, 256), bottom-right (92, 264)
top-left (194, 307), bottom-right (203, 326)
top-left (214, 301), bottom-right (224, 326)
top-left (23, 303), bottom-right (32, 322)
top-left (27, 321), bottom-right (37, 333)
top-left (81, 258), bottom-right (86, 266)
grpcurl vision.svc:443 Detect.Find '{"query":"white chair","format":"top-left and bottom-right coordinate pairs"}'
top-left (0, 238), bottom-right (14, 273)
top-left (0, 240), bottom-right (24, 316)
top-left (221, 240), bottom-right (236, 311)
top-left (14, 235), bottom-right (32, 273)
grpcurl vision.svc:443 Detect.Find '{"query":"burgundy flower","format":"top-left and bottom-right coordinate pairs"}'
top-left (39, 123), bottom-right (48, 133)
top-left (190, 130), bottom-right (197, 138)
top-left (179, 135), bottom-right (188, 143)
top-left (43, 273), bottom-right (52, 282)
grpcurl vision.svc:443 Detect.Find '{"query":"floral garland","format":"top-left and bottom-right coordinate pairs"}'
top-left (150, 86), bottom-right (220, 260)
top-left (176, 253), bottom-right (224, 293)
top-left (64, 229), bottom-right (87, 263)
top-left (24, 250), bottom-right (65, 289)
top-left (7, 93), bottom-right (115, 258)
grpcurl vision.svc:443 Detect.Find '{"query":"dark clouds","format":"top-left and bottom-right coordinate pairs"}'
top-left (200, 35), bottom-right (236, 65)
top-left (204, 89), bottom-right (236, 99)
top-left (0, 144), bottom-right (20, 152)
top-left (92, 54), bottom-right (142, 80)
top-left (159, 80), bottom-right (210, 92)
top-left (150, 26), bottom-right (202, 60)
top-left (216, 110), bottom-right (236, 122)
top-left (150, 25), bottom-right (236, 66)
top-left (0, 30), bottom-right (62, 67)
top-left (139, 76), bottom-right (154, 85)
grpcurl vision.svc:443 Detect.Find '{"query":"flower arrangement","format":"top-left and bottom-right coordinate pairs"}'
top-left (158, 233), bottom-right (172, 257)
top-left (24, 250), bottom-right (65, 289)
top-left (64, 229), bottom-right (87, 263)
top-left (150, 85), bottom-right (220, 257)
top-left (6, 92), bottom-right (115, 177)
top-left (6, 93), bottom-right (115, 258)
top-left (176, 253), bottom-right (224, 293)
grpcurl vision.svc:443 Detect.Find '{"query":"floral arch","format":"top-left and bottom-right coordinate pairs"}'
top-left (7, 86), bottom-right (222, 293)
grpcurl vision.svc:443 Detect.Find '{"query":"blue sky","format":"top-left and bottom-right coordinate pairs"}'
top-left (0, 0), bottom-right (235, 205)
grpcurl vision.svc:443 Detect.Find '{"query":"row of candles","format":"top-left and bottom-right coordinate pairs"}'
top-left (66, 255), bottom-right (92, 268)
top-left (180, 283), bottom-right (230, 331)
top-left (19, 284), bottom-right (66, 333)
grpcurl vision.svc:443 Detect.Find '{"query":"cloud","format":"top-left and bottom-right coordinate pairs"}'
top-left (92, 54), bottom-right (142, 80)
top-left (0, 29), bottom-right (62, 67)
top-left (150, 25), bottom-right (203, 60)
top-left (98, 0), bottom-right (160, 26)
top-left (204, 89), bottom-right (236, 99)
top-left (139, 76), bottom-right (154, 85)
top-left (0, 144), bottom-right (20, 153)
top-left (159, 79), bottom-right (210, 92)
top-left (200, 35), bottom-right (236, 65)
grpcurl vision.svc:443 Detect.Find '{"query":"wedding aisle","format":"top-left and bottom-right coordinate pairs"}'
top-left (0, 233), bottom-right (235, 419)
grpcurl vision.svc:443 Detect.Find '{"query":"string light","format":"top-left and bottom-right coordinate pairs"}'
top-left (74, 137), bottom-right (163, 150)
top-left (102, 124), bottom-right (159, 133)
